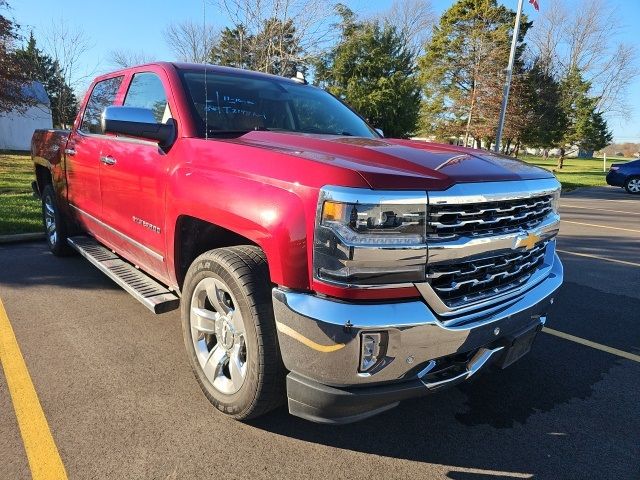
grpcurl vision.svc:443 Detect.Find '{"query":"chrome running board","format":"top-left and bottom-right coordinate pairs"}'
top-left (68, 236), bottom-right (179, 314)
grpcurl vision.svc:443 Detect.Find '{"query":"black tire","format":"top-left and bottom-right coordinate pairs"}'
top-left (624, 176), bottom-right (640, 194)
top-left (180, 245), bottom-right (285, 420)
top-left (41, 184), bottom-right (74, 256)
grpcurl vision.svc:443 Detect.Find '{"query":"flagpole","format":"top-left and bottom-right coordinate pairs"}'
top-left (494, 0), bottom-right (524, 153)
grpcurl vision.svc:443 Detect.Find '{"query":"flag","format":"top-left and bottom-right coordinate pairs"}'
top-left (529, 0), bottom-right (539, 10)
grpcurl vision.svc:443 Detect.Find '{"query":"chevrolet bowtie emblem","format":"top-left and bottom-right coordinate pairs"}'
top-left (517, 232), bottom-right (541, 250)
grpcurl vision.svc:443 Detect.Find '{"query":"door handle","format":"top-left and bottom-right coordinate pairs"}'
top-left (64, 148), bottom-right (76, 156)
top-left (100, 155), bottom-right (117, 166)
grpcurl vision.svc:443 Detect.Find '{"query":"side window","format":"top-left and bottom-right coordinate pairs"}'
top-left (80, 76), bottom-right (123, 134)
top-left (123, 72), bottom-right (171, 124)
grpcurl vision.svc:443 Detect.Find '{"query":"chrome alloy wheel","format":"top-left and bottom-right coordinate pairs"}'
top-left (190, 277), bottom-right (248, 395)
top-left (628, 178), bottom-right (640, 193)
top-left (44, 194), bottom-right (57, 245)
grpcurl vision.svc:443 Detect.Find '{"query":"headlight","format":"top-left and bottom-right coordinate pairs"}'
top-left (313, 187), bottom-right (428, 286)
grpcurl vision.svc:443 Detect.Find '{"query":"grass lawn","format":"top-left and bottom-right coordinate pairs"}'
top-left (520, 155), bottom-right (621, 191)
top-left (0, 151), bottom-right (42, 235)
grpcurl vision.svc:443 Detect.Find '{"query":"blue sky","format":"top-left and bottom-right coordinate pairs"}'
top-left (9, 0), bottom-right (640, 142)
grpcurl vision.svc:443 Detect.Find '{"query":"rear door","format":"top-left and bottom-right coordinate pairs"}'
top-left (66, 76), bottom-right (124, 230)
top-left (98, 69), bottom-right (175, 281)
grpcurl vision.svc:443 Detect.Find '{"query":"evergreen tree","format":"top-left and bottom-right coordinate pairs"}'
top-left (418, 0), bottom-right (531, 147)
top-left (210, 25), bottom-right (254, 70)
top-left (211, 19), bottom-right (303, 77)
top-left (254, 19), bottom-right (302, 77)
top-left (520, 59), bottom-right (566, 150)
top-left (314, 6), bottom-right (420, 138)
top-left (559, 67), bottom-right (612, 158)
top-left (0, 1), bottom-right (32, 113)
top-left (14, 32), bottom-right (78, 127)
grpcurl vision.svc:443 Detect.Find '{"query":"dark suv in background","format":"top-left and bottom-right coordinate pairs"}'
top-left (606, 159), bottom-right (640, 194)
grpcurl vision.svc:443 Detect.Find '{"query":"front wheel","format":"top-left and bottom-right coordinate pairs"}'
top-left (41, 184), bottom-right (73, 256)
top-left (180, 246), bottom-right (285, 420)
top-left (624, 176), bottom-right (640, 194)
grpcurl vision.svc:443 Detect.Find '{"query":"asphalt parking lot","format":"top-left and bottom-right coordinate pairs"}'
top-left (1, 186), bottom-right (638, 479)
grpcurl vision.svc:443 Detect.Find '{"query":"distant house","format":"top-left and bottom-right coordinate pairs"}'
top-left (0, 82), bottom-right (52, 151)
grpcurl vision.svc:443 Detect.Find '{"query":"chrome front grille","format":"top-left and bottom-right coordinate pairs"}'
top-left (419, 179), bottom-right (562, 320)
top-left (427, 194), bottom-right (554, 239)
top-left (426, 241), bottom-right (548, 309)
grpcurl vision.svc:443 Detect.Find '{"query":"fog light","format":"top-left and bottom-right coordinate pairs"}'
top-left (360, 333), bottom-right (382, 372)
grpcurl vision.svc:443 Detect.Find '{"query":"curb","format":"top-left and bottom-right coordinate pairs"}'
top-left (0, 232), bottom-right (46, 245)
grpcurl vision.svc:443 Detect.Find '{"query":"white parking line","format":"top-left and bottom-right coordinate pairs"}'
top-left (563, 197), bottom-right (638, 205)
top-left (557, 249), bottom-right (640, 268)
top-left (562, 220), bottom-right (640, 234)
top-left (543, 328), bottom-right (640, 363)
top-left (560, 204), bottom-right (640, 216)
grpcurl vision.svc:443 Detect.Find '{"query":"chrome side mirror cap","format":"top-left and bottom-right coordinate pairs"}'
top-left (102, 106), bottom-right (175, 147)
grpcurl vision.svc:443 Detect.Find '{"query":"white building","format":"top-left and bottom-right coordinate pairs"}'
top-left (0, 82), bottom-right (52, 151)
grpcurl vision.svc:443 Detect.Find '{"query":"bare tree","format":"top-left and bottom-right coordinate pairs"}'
top-left (107, 49), bottom-right (156, 69)
top-left (42, 18), bottom-right (95, 127)
top-left (529, 0), bottom-right (639, 117)
top-left (214, 0), bottom-right (336, 72)
top-left (164, 20), bottom-right (218, 63)
top-left (43, 18), bottom-right (94, 89)
top-left (527, 0), bottom-right (566, 75)
top-left (377, 0), bottom-right (436, 56)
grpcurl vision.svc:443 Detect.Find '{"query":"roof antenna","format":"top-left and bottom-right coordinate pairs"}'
top-left (203, 0), bottom-right (208, 140)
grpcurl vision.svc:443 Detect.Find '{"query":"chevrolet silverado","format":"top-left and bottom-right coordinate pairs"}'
top-left (31, 62), bottom-right (563, 423)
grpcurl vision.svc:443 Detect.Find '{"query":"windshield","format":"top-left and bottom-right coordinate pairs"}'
top-left (178, 69), bottom-right (378, 138)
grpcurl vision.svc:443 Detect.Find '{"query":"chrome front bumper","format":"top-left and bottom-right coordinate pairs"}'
top-left (273, 252), bottom-right (562, 423)
top-left (273, 252), bottom-right (562, 387)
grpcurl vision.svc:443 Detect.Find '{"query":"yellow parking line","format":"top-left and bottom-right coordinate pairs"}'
top-left (543, 327), bottom-right (640, 363)
top-left (0, 298), bottom-right (68, 480)
top-left (562, 220), bottom-right (640, 233)
top-left (557, 249), bottom-right (640, 268)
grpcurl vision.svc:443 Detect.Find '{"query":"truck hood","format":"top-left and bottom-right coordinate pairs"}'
top-left (225, 131), bottom-right (555, 190)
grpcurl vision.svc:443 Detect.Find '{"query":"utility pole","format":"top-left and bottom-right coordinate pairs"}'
top-left (494, 0), bottom-right (524, 153)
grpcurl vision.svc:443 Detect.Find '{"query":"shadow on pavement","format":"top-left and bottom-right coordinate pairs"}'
top-left (250, 281), bottom-right (640, 478)
top-left (0, 241), bottom-right (121, 291)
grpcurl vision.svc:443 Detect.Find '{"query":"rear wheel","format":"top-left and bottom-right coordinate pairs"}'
top-left (624, 176), bottom-right (640, 194)
top-left (180, 246), bottom-right (285, 420)
top-left (41, 184), bottom-right (73, 256)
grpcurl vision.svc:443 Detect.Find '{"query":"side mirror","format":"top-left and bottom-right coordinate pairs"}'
top-left (375, 128), bottom-right (384, 137)
top-left (102, 106), bottom-right (175, 147)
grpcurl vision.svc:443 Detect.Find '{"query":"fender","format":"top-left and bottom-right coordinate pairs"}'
top-left (165, 163), bottom-right (315, 290)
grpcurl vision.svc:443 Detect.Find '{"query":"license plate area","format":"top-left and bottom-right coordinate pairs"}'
top-left (498, 325), bottom-right (540, 369)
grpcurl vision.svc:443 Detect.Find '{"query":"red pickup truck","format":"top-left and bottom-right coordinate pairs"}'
top-left (31, 62), bottom-right (563, 424)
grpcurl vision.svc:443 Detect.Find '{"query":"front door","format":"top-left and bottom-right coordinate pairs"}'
top-left (66, 76), bottom-right (124, 231)
top-left (98, 70), bottom-right (174, 282)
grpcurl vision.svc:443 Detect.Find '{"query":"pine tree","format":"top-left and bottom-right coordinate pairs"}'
top-left (0, 2), bottom-right (33, 113)
top-left (520, 59), bottom-right (566, 151)
top-left (418, 0), bottom-right (531, 147)
top-left (559, 67), bottom-right (612, 158)
top-left (211, 19), bottom-right (303, 77)
top-left (314, 7), bottom-right (420, 138)
top-left (13, 32), bottom-right (78, 127)
top-left (210, 25), bottom-right (254, 70)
